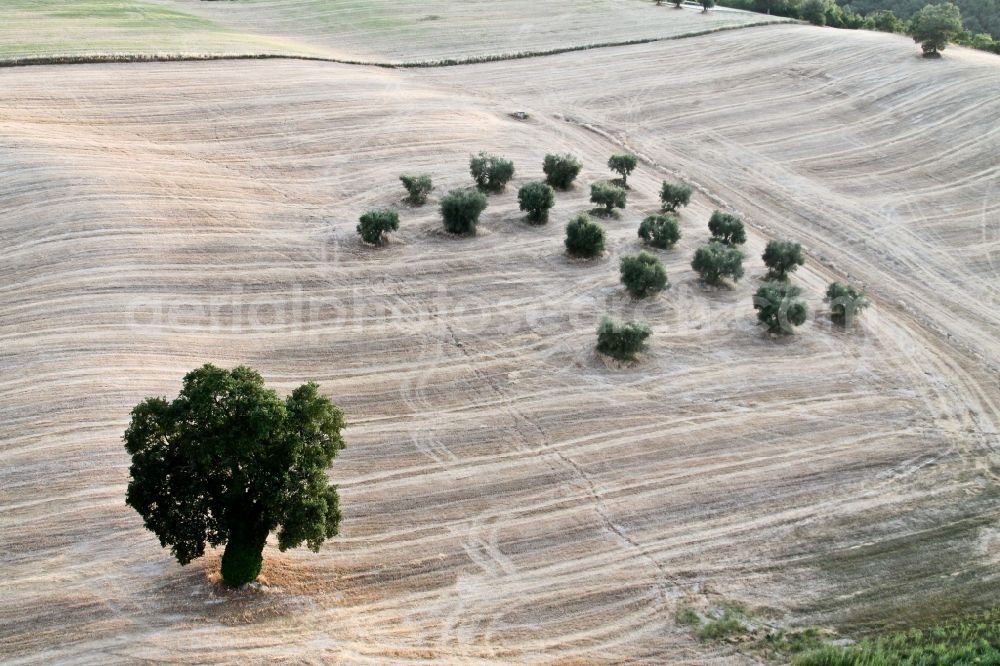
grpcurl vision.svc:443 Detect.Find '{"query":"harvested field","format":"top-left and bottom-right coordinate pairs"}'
top-left (0, 0), bottom-right (784, 64)
top-left (0, 17), bottom-right (998, 666)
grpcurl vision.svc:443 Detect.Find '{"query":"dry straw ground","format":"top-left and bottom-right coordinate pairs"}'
top-left (0, 9), bottom-right (998, 666)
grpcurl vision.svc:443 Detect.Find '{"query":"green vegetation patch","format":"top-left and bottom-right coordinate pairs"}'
top-left (794, 608), bottom-right (1000, 665)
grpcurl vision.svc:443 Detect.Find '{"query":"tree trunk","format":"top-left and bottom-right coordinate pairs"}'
top-left (220, 523), bottom-right (268, 587)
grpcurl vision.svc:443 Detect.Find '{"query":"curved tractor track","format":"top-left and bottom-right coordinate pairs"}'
top-left (1, 22), bottom-right (998, 664)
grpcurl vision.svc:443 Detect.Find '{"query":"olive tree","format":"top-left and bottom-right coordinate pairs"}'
top-left (124, 364), bottom-right (345, 587)
top-left (543, 153), bottom-right (582, 189)
top-left (909, 3), bottom-right (962, 56)
top-left (708, 210), bottom-right (747, 246)
top-left (441, 189), bottom-right (488, 234)
top-left (701, 0), bottom-right (715, 11)
top-left (620, 251), bottom-right (669, 298)
top-left (590, 181), bottom-right (627, 213)
top-left (399, 174), bottom-right (432, 205)
top-left (762, 239), bottom-right (804, 280)
top-left (596, 316), bottom-right (652, 361)
top-left (691, 241), bottom-right (744, 286)
top-left (356, 208), bottom-right (399, 246)
top-left (660, 180), bottom-right (693, 212)
top-left (638, 214), bottom-right (681, 249)
top-left (826, 281), bottom-right (870, 325)
top-left (754, 282), bottom-right (808, 333)
top-left (607, 153), bottom-right (638, 187)
top-left (565, 214), bottom-right (606, 258)
top-left (469, 152), bottom-right (515, 192)
top-left (518, 181), bottom-right (556, 224)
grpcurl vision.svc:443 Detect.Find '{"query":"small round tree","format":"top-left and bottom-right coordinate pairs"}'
top-left (691, 241), bottom-right (744, 286)
top-left (909, 3), bottom-right (962, 56)
top-left (470, 152), bottom-right (515, 193)
top-left (660, 180), bottom-right (693, 212)
top-left (565, 214), bottom-right (606, 258)
top-left (590, 181), bottom-right (627, 214)
top-left (356, 208), bottom-right (400, 246)
top-left (754, 282), bottom-right (808, 334)
top-left (518, 181), bottom-right (556, 224)
top-left (762, 239), bottom-right (805, 280)
top-left (124, 364), bottom-right (346, 587)
top-left (673, 0), bottom-right (684, 7)
top-left (543, 154), bottom-right (582, 189)
top-left (596, 316), bottom-right (652, 361)
top-left (708, 210), bottom-right (747, 246)
top-left (870, 9), bottom-right (902, 32)
top-left (620, 251), bottom-right (669, 298)
top-left (701, 0), bottom-right (715, 11)
top-left (607, 153), bottom-right (639, 187)
top-left (399, 174), bottom-right (432, 205)
top-left (638, 214), bottom-right (681, 249)
top-left (801, 0), bottom-right (830, 25)
top-left (826, 281), bottom-right (870, 325)
top-left (441, 189), bottom-right (488, 235)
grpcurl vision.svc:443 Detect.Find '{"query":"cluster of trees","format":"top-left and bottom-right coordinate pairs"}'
top-left (715, 0), bottom-right (998, 55)
top-left (125, 152), bottom-right (878, 585)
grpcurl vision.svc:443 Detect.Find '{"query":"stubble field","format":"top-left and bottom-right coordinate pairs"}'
top-left (1, 12), bottom-right (998, 666)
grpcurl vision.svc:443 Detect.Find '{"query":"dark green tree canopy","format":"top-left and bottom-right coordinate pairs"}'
top-left (543, 153), bottom-right (583, 189)
top-left (708, 210), bottom-right (747, 246)
top-left (399, 174), bottom-right (432, 205)
top-left (691, 241), bottom-right (745, 286)
top-left (596, 316), bottom-right (652, 361)
top-left (590, 181), bottom-right (627, 213)
top-left (910, 3), bottom-right (963, 54)
top-left (638, 214), bottom-right (681, 249)
top-left (754, 282), bottom-right (809, 333)
top-left (469, 152), bottom-right (515, 193)
top-left (357, 208), bottom-right (400, 246)
top-left (607, 153), bottom-right (639, 187)
top-left (660, 180), bottom-right (693, 212)
top-left (565, 214), bottom-right (606, 258)
top-left (441, 188), bottom-right (488, 234)
top-left (124, 364), bottom-right (346, 586)
top-left (518, 181), bottom-right (556, 224)
top-left (762, 239), bottom-right (805, 280)
top-left (620, 251), bottom-right (670, 298)
top-left (826, 281), bottom-right (870, 325)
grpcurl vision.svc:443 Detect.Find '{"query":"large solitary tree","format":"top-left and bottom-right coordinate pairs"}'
top-left (124, 364), bottom-right (346, 587)
top-left (909, 3), bottom-right (963, 56)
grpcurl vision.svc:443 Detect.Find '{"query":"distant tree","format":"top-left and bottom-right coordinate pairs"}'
top-left (469, 152), bottom-right (515, 192)
top-left (870, 9), bottom-right (903, 32)
top-left (590, 181), bottom-right (628, 214)
top-left (518, 181), bottom-right (556, 224)
top-left (638, 213), bottom-right (681, 249)
top-left (607, 153), bottom-right (639, 187)
top-left (801, 0), bottom-right (831, 24)
top-left (543, 153), bottom-right (583, 189)
top-left (124, 364), bottom-right (345, 587)
top-left (356, 208), bottom-right (400, 246)
top-left (596, 316), bottom-right (652, 361)
top-left (754, 282), bottom-right (808, 333)
top-left (762, 239), bottom-right (805, 280)
top-left (708, 210), bottom-right (747, 246)
top-left (909, 3), bottom-right (963, 56)
top-left (701, 0), bottom-right (716, 10)
top-left (441, 189), bottom-right (488, 234)
top-left (691, 241), bottom-right (745, 286)
top-left (399, 174), bottom-right (432, 205)
top-left (565, 214), bottom-right (606, 258)
top-left (620, 251), bottom-right (669, 298)
top-left (826, 281), bottom-right (870, 325)
top-left (660, 180), bottom-right (693, 212)
top-left (673, 0), bottom-right (685, 7)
